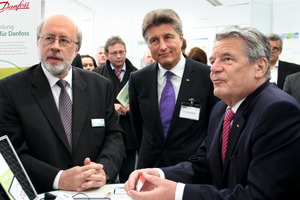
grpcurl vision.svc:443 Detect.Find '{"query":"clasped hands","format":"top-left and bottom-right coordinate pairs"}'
top-left (115, 103), bottom-right (130, 116)
top-left (124, 168), bottom-right (177, 200)
top-left (58, 158), bottom-right (107, 192)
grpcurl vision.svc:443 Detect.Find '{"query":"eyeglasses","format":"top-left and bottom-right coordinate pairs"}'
top-left (108, 50), bottom-right (126, 56)
top-left (39, 35), bottom-right (78, 47)
top-left (271, 47), bottom-right (281, 52)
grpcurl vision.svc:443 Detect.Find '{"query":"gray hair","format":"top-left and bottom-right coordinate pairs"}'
top-left (216, 25), bottom-right (271, 79)
top-left (142, 8), bottom-right (183, 42)
top-left (104, 36), bottom-right (126, 53)
top-left (36, 19), bottom-right (82, 51)
top-left (267, 33), bottom-right (283, 49)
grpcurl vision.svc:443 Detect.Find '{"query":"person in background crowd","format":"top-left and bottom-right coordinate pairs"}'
top-left (267, 33), bottom-right (300, 89)
top-left (143, 49), bottom-right (155, 67)
top-left (181, 38), bottom-right (187, 54)
top-left (0, 14), bottom-right (125, 193)
top-left (129, 8), bottom-right (218, 171)
top-left (81, 54), bottom-right (97, 71)
top-left (283, 71), bottom-right (300, 103)
top-left (125, 25), bottom-right (300, 200)
top-left (187, 47), bottom-right (208, 64)
top-left (95, 46), bottom-right (107, 67)
top-left (93, 36), bottom-right (138, 183)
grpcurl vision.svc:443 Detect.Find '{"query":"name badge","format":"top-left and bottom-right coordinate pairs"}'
top-left (179, 105), bottom-right (200, 120)
top-left (179, 98), bottom-right (201, 121)
top-left (91, 118), bottom-right (105, 127)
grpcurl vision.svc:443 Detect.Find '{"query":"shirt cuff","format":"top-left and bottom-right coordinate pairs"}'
top-left (155, 168), bottom-right (165, 179)
top-left (175, 182), bottom-right (185, 200)
top-left (53, 170), bottom-right (63, 189)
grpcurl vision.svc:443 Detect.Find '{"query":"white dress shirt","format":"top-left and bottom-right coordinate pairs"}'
top-left (270, 60), bottom-right (279, 84)
top-left (41, 64), bottom-right (73, 189)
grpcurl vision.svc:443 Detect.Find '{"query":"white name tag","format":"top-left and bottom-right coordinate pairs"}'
top-left (91, 118), bottom-right (105, 127)
top-left (179, 105), bottom-right (200, 121)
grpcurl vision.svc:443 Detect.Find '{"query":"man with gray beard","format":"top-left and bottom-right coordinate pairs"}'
top-left (0, 14), bottom-right (125, 194)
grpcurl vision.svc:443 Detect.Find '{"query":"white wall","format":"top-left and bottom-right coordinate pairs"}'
top-left (43, 0), bottom-right (300, 67)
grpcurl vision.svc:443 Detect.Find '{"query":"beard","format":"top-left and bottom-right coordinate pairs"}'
top-left (40, 50), bottom-right (76, 77)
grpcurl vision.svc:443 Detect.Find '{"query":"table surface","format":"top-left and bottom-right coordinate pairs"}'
top-left (34, 184), bottom-right (132, 200)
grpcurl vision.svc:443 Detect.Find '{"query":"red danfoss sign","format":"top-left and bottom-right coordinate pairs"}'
top-left (0, 0), bottom-right (30, 13)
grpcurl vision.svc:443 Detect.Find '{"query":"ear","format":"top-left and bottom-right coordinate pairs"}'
top-left (254, 58), bottom-right (268, 79)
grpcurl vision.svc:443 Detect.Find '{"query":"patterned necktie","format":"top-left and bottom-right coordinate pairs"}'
top-left (115, 69), bottom-right (122, 82)
top-left (57, 80), bottom-right (73, 151)
top-left (160, 71), bottom-right (175, 138)
top-left (221, 108), bottom-right (235, 163)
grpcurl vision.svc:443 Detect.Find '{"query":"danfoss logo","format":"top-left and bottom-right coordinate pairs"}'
top-left (0, 0), bottom-right (30, 13)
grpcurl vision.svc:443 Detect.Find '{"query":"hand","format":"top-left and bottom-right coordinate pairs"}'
top-left (126, 172), bottom-right (177, 200)
top-left (114, 103), bottom-right (126, 116)
top-left (124, 169), bottom-right (160, 193)
top-left (58, 158), bottom-right (106, 192)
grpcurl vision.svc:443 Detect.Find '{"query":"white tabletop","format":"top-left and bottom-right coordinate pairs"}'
top-left (34, 184), bottom-right (132, 200)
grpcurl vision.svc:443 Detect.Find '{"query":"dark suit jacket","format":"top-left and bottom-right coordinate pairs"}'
top-left (162, 82), bottom-right (300, 199)
top-left (277, 60), bottom-right (300, 89)
top-left (129, 55), bottom-right (218, 168)
top-left (93, 59), bottom-right (138, 149)
top-left (0, 64), bottom-right (125, 193)
top-left (283, 71), bottom-right (300, 104)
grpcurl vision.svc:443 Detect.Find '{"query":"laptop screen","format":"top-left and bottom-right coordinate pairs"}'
top-left (0, 135), bottom-right (37, 200)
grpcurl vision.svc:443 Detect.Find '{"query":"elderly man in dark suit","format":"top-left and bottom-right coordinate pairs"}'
top-left (129, 9), bottom-right (218, 170)
top-left (0, 14), bottom-right (125, 193)
top-left (125, 25), bottom-right (300, 200)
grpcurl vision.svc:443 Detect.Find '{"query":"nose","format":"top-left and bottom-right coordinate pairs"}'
top-left (50, 39), bottom-right (61, 51)
top-left (159, 40), bottom-right (167, 50)
top-left (210, 60), bottom-right (223, 74)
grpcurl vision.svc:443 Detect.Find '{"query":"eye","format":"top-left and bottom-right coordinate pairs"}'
top-left (60, 38), bottom-right (70, 45)
top-left (45, 36), bottom-right (54, 42)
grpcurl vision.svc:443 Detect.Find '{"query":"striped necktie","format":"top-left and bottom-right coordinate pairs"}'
top-left (57, 80), bottom-right (73, 151)
top-left (221, 108), bottom-right (235, 163)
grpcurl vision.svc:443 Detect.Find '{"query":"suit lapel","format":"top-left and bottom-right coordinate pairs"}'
top-left (31, 64), bottom-right (71, 152)
top-left (72, 68), bottom-right (89, 151)
top-left (151, 64), bottom-right (166, 140)
top-left (167, 59), bottom-right (196, 137)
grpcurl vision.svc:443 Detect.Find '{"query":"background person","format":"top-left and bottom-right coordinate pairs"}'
top-left (187, 47), bottom-right (207, 64)
top-left (93, 36), bottom-right (138, 183)
top-left (95, 45), bottom-right (107, 67)
top-left (267, 33), bottom-right (300, 89)
top-left (81, 54), bottom-right (97, 71)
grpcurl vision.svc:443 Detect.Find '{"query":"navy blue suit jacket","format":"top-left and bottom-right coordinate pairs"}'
top-left (162, 82), bottom-right (300, 199)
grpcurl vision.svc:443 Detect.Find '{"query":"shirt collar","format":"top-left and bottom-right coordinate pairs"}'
top-left (228, 98), bottom-right (245, 114)
top-left (41, 63), bottom-right (73, 88)
top-left (158, 54), bottom-right (186, 79)
top-left (110, 62), bottom-right (126, 72)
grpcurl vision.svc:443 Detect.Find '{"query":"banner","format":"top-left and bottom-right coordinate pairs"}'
top-left (0, 0), bottom-right (41, 79)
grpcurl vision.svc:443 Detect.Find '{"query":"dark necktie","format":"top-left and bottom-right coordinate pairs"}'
top-left (160, 71), bottom-right (175, 138)
top-left (115, 69), bottom-right (122, 82)
top-left (56, 80), bottom-right (72, 151)
top-left (221, 108), bottom-right (235, 163)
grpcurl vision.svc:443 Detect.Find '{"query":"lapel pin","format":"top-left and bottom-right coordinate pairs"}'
top-left (186, 79), bottom-right (190, 82)
top-left (237, 124), bottom-right (240, 128)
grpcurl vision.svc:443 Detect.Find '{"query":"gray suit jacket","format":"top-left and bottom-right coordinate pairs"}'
top-left (283, 71), bottom-right (300, 103)
top-left (0, 64), bottom-right (125, 193)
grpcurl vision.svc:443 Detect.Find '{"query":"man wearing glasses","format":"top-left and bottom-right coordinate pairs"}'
top-left (268, 33), bottom-right (300, 89)
top-left (0, 15), bottom-right (125, 193)
top-left (93, 36), bottom-right (138, 183)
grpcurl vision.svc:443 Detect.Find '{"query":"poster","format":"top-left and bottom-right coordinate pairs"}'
top-left (0, 0), bottom-right (41, 79)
